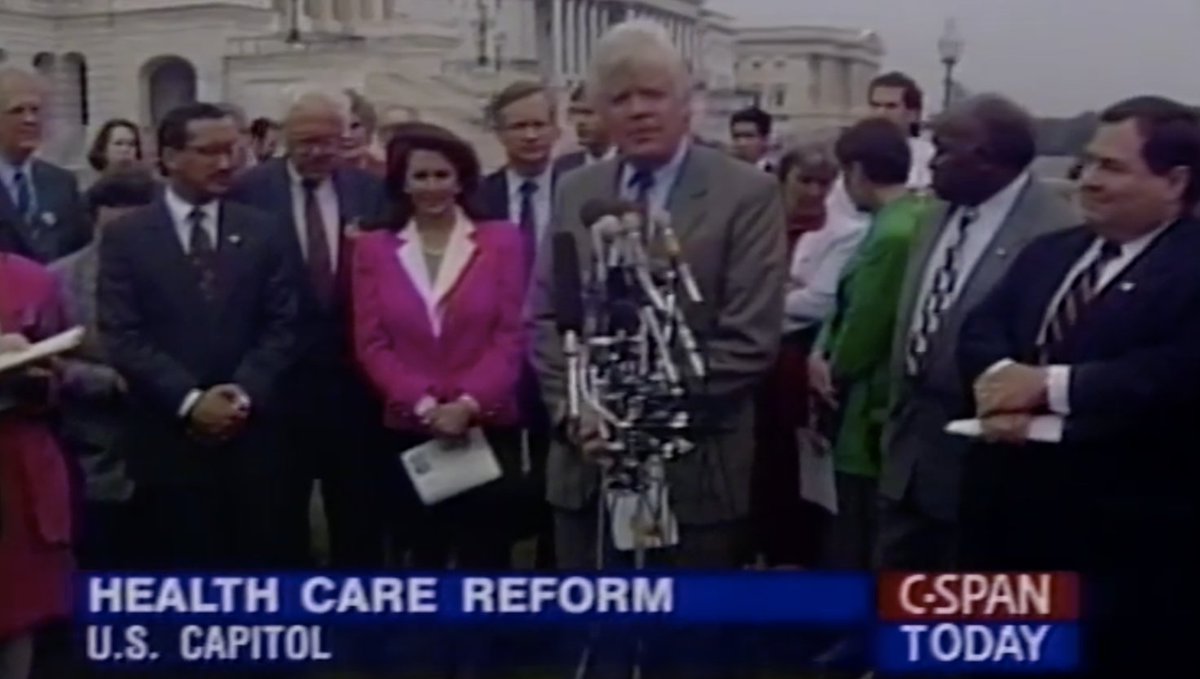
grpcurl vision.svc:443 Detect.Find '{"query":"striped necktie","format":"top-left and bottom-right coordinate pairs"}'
top-left (1036, 240), bottom-right (1122, 364)
top-left (905, 208), bottom-right (979, 376)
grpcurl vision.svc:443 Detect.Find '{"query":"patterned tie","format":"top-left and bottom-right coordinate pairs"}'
top-left (302, 179), bottom-right (335, 308)
top-left (905, 208), bottom-right (979, 376)
top-left (187, 207), bottom-right (217, 303)
top-left (518, 179), bottom-right (538, 280)
top-left (12, 170), bottom-right (33, 220)
top-left (1036, 240), bottom-right (1122, 364)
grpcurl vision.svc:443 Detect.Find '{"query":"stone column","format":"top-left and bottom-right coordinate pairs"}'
top-left (574, 0), bottom-right (586, 79)
top-left (551, 0), bottom-right (565, 85)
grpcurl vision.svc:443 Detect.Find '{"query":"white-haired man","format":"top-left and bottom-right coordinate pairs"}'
top-left (0, 67), bottom-right (90, 262)
top-left (228, 87), bottom-right (387, 567)
top-left (531, 20), bottom-right (787, 571)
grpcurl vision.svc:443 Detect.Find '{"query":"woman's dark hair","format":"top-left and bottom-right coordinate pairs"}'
top-left (84, 166), bottom-right (159, 220)
top-left (383, 123), bottom-right (482, 228)
top-left (87, 118), bottom-right (143, 172)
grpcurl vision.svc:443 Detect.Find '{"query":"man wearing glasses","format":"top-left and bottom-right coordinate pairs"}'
top-left (98, 102), bottom-right (301, 569)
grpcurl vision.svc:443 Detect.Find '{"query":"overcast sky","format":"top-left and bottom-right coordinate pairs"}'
top-left (708, 0), bottom-right (1200, 117)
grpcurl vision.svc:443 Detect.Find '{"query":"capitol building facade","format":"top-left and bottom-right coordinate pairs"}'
top-left (0, 0), bottom-right (883, 168)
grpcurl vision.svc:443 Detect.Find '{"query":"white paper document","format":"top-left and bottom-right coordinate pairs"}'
top-left (0, 326), bottom-right (85, 375)
top-left (607, 484), bottom-right (680, 552)
top-left (399, 428), bottom-right (502, 505)
top-left (945, 416), bottom-right (1064, 443)
top-left (797, 429), bottom-right (838, 515)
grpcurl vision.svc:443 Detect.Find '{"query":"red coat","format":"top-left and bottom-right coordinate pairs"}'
top-left (0, 253), bottom-right (73, 639)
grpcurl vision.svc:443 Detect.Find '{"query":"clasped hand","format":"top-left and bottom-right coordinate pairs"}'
top-left (189, 384), bottom-right (250, 442)
top-left (1, 333), bottom-right (58, 412)
top-left (972, 362), bottom-right (1049, 444)
top-left (421, 400), bottom-right (476, 440)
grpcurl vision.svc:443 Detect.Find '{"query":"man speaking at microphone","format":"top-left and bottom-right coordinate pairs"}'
top-left (529, 19), bottom-right (786, 571)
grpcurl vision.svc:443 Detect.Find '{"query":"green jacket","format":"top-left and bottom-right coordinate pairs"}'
top-left (823, 193), bottom-right (929, 478)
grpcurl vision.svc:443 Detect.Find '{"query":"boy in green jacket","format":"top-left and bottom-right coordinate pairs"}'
top-left (811, 118), bottom-right (931, 568)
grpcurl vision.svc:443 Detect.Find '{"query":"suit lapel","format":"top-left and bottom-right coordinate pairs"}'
top-left (0, 172), bottom-right (38, 256)
top-left (666, 149), bottom-right (708, 238)
top-left (214, 203), bottom-right (248, 312)
top-left (396, 214), bottom-right (478, 337)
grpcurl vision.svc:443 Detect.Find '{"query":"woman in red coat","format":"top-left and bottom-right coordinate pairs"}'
top-left (0, 253), bottom-right (73, 679)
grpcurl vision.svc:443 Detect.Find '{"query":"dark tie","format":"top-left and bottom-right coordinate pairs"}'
top-left (12, 170), bottom-right (33, 220)
top-left (187, 208), bottom-right (217, 303)
top-left (629, 168), bottom-right (656, 214)
top-left (302, 179), bottom-right (335, 308)
top-left (906, 208), bottom-right (979, 376)
top-left (1036, 240), bottom-right (1122, 363)
top-left (518, 179), bottom-right (538, 279)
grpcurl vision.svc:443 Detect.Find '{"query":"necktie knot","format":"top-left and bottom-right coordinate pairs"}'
top-left (957, 207), bottom-right (979, 230)
top-left (187, 207), bottom-right (205, 229)
top-left (1099, 240), bottom-right (1122, 260)
top-left (301, 177), bottom-right (321, 194)
top-left (629, 169), bottom-right (655, 194)
top-left (520, 179), bottom-right (538, 197)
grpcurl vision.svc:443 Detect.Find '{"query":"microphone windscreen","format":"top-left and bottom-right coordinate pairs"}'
top-left (552, 232), bottom-right (585, 333)
top-left (579, 198), bottom-right (638, 227)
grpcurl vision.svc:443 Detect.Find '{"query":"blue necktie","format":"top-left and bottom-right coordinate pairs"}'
top-left (12, 170), bottom-right (33, 220)
top-left (518, 180), bottom-right (538, 281)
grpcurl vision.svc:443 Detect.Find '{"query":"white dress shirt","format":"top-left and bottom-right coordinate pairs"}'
top-left (288, 163), bottom-right (341, 270)
top-left (617, 140), bottom-right (690, 214)
top-left (784, 217), bottom-right (870, 332)
top-left (506, 164), bottom-right (554, 243)
top-left (164, 186), bottom-right (219, 254)
top-left (907, 137), bottom-right (936, 190)
top-left (906, 171), bottom-right (1031, 342)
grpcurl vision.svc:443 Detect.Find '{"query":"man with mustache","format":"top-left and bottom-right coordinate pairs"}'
top-left (98, 102), bottom-right (301, 568)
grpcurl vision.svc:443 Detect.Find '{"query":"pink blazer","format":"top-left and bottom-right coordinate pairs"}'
top-left (351, 216), bottom-right (527, 431)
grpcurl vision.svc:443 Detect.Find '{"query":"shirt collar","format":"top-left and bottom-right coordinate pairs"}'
top-left (397, 206), bottom-right (475, 243)
top-left (0, 154), bottom-right (32, 183)
top-left (287, 160), bottom-right (333, 189)
top-left (164, 186), bottom-right (219, 228)
top-left (506, 163), bottom-right (554, 198)
top-left (621, 139), bottom-right (691, 193)
top-left (969, 170), bottom-right (1030, 222)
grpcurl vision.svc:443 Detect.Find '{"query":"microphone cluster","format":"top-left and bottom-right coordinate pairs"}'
top-left (552, 199), bottom-right (708, 492)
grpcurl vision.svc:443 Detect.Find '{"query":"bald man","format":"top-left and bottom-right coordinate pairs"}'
top-left (0, 68), bottom-right (89, 262)
top-left (228, 90), bottom-right (387, 567)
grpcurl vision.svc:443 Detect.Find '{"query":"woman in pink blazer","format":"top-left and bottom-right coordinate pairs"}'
top-left (352, 124), bottom-right (527, 569)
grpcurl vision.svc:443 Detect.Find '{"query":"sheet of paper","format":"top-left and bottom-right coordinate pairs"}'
top-left (398, 427), bottom-right (502, 505)
top-left (945, 416), bottom-right (1064, 443)
top-left (797, 429), bottom-right (838, 515)
top-left (0, 326), bottom-right (85, 375)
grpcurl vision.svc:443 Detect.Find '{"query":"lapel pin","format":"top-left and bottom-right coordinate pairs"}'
top-left (995, 247), bottom-right (1008, 258)
top-left (1118, 281), bottom-right (1136, 292)
top-left (40, 212), bottom-right (56, 227)
top-left (228, 234), bottom-right (242, 245)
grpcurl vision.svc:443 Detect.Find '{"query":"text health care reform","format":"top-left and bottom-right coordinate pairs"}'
top-left (87, 576), bottom-right (676, 615)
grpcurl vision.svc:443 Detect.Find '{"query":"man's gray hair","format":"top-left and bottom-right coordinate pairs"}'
top-left (588, 20), bottom-right (691, 100)
top-left (0, 67), bottom-right (46, 108)
top-left (279, 82), bottom-right (351, 124)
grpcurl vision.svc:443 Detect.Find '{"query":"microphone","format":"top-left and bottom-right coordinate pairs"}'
top-left (552, 232), bottom-right (584, 424)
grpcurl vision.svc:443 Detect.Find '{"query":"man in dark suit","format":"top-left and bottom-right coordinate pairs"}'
top-left (477, 79), bottom-right (563, 567)
top-left (0, 68), bottom-right (89, 263)
top-left (98, 102), bottom-right (301, 568)
top-left (877, 95), bottom-right (1077, 570)
top-left (729, 106), bottom-right (775, 173)
top-left (228, 87), bottom-right (387, 567)
top-left (554, 83), bottom-right (614, 176)
top-left (958, 95), bottom-right (1200, 670)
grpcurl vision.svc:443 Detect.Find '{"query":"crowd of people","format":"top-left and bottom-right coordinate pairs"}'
top-left (1, 16), bottom-right (1198, 679)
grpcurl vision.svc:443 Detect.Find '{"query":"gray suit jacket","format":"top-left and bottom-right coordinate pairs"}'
top-left (530, 144), bottom-right (787, 524)
top-left (50, 244), bottom-right (134, 502)
top-left (880, 177), bottom-right (1077, 522)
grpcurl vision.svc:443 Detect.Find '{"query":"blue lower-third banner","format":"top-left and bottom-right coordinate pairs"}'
top-left (876, 623), bottom-right (1080, 673)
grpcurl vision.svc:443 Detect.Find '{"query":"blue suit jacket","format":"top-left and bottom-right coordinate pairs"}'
top-left (0, 159), bottom-right (90, 263)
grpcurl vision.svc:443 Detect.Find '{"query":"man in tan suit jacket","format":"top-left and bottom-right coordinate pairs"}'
top-left (529, 21), bottom-right (787, 570)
